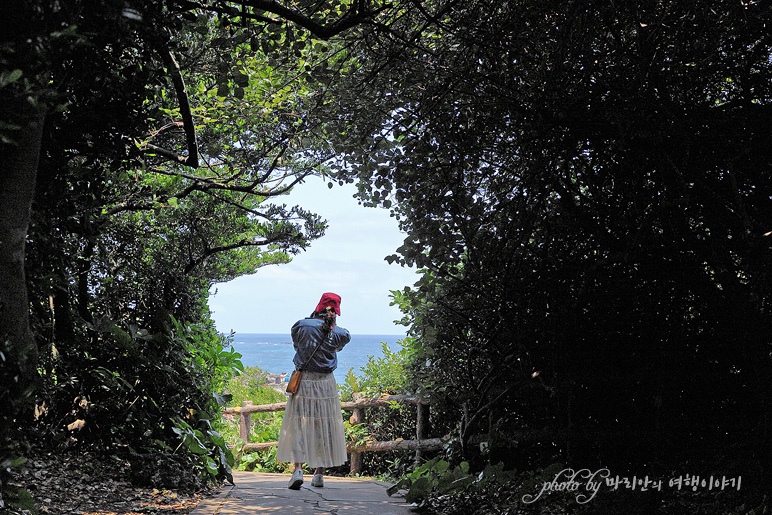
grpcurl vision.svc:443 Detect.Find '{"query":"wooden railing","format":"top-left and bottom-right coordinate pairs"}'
top-left (223, 393), bottom-right (444, 475)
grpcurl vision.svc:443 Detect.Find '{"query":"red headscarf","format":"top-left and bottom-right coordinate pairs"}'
top-left (314, 292), bottom-right (341, 315)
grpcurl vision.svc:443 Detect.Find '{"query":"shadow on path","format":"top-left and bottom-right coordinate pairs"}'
top-left (192, 471), bottom-right (415, 514)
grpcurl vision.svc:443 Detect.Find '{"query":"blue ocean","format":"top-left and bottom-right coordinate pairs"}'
top-left (228, 333), bottom-right (406, 383)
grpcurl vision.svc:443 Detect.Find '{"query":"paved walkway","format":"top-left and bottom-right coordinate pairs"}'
top-left (192, 471), bottom-right (416, 514)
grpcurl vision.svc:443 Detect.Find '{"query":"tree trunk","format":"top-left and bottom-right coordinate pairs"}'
top-left (0, 97), bottom-right (46, 418)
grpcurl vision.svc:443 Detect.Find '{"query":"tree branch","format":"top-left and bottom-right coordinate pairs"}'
top-left (173, 0), bottom-right (280, 24)
top-left (237, 0), bottom-right (391, 40)
top-left (144, 143), bottom-right (192, 166)
top-left (149, 165), bottom-right (313, 197)
top-left (154, 42), bottom-right (200, 168)
top-left (183, 234), bottom-right (290, 274)
top-left (201, 189), bottom-right (272, 219)
top-left (105, 165), bottom-right (315, 216)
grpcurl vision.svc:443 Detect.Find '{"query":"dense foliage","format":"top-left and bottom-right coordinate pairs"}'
top-left (18, 1), bottom-right (329, 482)
top-left (218, 367), bottom-right (291, 474)
top-left (4, 0), bottom-right (772, 512)
top-left (323, 0), bottom-right (772, 510)
top-left (340, 338), bottom-right (418, 477)
top-left (1, 0), bottom-right (392, 507)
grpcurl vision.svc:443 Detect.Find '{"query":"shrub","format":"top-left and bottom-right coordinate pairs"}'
top-left (339, 340), bottom-right (413, 401)
top-left (339, 338), bottom-right (424, 478)
top-left (225, 366), bottom-right (285, 406)
top-left (218, 366), bottom-right (288, 473)
top-left (33, 317), bottom-right (242, 488)
top-left (236, 446), bottom-right (292, 474)
top-left (388, 458), bottom-right (522, 512)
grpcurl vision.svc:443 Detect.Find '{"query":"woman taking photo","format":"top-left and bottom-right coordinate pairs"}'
top-left (277, 292), bottom-right (351, 489)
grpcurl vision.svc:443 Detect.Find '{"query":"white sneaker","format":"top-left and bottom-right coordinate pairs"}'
top-left (311, 473), bottom-right (324, 487)
top-left (288, 469), bottom-right (303, 490)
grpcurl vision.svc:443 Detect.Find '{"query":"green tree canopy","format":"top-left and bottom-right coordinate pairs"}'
top-left (1, 0), bottom-right (396, 494)
top-left (325, 0), bottom-right (772, 492)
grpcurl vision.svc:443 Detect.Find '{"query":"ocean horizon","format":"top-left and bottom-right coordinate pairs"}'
top-left (227, 332), bottom-right (406, 383)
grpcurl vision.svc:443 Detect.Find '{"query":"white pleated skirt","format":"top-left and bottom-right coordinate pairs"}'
top-left (276, 371), bottom-right (348, 468)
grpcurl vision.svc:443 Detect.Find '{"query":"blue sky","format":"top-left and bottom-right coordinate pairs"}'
top-left (207, 177), bottom-right (418, 335)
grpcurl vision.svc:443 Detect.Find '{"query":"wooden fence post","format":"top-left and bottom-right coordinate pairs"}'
top-left (414, 401), bottom-right (430, 467)
top-left (349, 393), bottom-right (365, 475)
top-left (239, 400), bottom-right (253, 443)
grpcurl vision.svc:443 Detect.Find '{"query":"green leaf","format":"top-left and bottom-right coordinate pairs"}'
top-left (186, 431), bottom-right (209, 455)
top-left (204, 456), bottom-right (219, 475)
top-left (1, 69), bottom-right (23, 87)
top-left (207, 429), bottom-right (226, 448)
top-left (433, 460), bottom-right (449, 474)
top-left (405, 476), bottom-right (431, 504)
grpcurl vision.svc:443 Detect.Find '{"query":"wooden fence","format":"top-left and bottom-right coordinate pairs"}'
top-left (222, 393), bottom-right (444, 475)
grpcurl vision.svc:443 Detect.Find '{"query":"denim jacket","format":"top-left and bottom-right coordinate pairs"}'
top-left (291, 317), bottom-right (351, 373)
